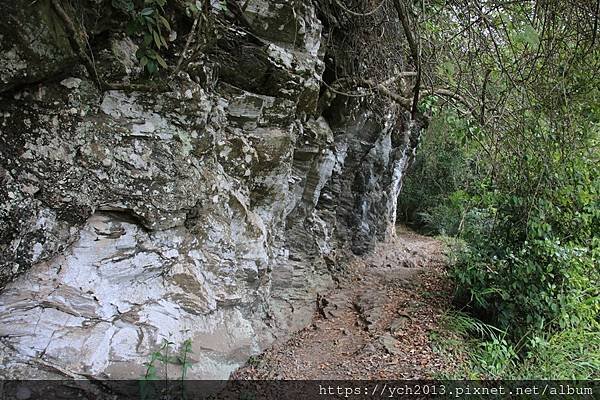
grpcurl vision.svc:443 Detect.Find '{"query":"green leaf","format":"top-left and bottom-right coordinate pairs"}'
top-left (158, 15), bottom-right (171, 31)
top-left (146, 60), bottom-right (158, 74)
top-left (153, 30), bottom-right (162, 48)
top-left (188, 4), bottom-right (199, 16)
top-left (135, 47), bottom-right (145, 60)
top-left (523, 24), bottom-right (540, 47)
top-left (112, 0), bottom-right (135, 13)
top-left (155, 53), bottom-right (168, 69)
top-left (143, 32), bottom-right (153, 47)
top-left (140, 7), bottom-right (154, 16)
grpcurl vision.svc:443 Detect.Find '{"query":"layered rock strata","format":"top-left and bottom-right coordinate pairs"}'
top-left (0, 0), bottom-right (420, 379)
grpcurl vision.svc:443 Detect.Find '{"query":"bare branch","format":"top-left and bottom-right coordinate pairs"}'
top-left (480, 69), bottom-right (492, 124)
top-left (333, 0), bottom-right (387, 17)
top-left (422, 87), bottom-right (479, 118)
top-left (392, 0), bottom-right (421, 119)
top-left (50, 0), bottom-right (104, 88)
top-left (173, 15), bottom-right (201, 77)
top-left (379, 71), bottom-right (418, 87)
top-left (363, 79), bottom-right (413, 109)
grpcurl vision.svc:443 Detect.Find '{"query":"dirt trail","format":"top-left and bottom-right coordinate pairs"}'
top-left (234, 227), bottom-right (456, 379)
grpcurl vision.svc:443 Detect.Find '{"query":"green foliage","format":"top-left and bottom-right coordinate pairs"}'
top-left (474, 336), bottom-right (518, 378)
top-left (405, 0), bottom-right (599, 379)
top-left (246, 355), bottom-right (261, 367)
top-left (186, 0), bottom-right (226, 16)
top-left (140, 338), bottom-right (195, 400)
top-left (435, 311), bottom-right (518, 379)
top-left (417, 94), bottom-right (600, 377)
top-left (435, 312), bottom-right (599, 379)
top-left (398, 109), bottom-right (478, 235)
top-left (442, 311), bottom-right (503, 339)
top-left (185, 0), bottom-right (203, 16)
top-left (448, 109), bottom-right (600, 336)
top-left (179, 338), bottom-right (193, 380)
top-left (112, 0), bottom-right (171, 75)
top-left (518, 328), bottom-right (600, 379)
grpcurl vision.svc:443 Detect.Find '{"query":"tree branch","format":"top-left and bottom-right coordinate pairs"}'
top-left (363, 79), bottom-right (413, 109)
top-left (379, 71), bottom-right (418, 87)
top-left (50, 0), bottom-right (104, 88)
top-left (422, 87), bottom-right (480, 119)
top-left (480, 69), bottom-right (492, 124)
top-left (173, 15), bottom-right (200, 76)
top-left (392, 0), bottom-right (421, 119)
top-left (333, 0), bottom-right (387, 17)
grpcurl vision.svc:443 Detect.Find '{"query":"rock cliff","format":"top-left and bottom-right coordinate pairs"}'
top-left (0, 0), bottom-right (422, 379)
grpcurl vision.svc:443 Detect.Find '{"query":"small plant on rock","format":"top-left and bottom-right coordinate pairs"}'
top-left (139, 338), bottom-right (195, 400)
top-left (112, 0), bottom-right (171, 75)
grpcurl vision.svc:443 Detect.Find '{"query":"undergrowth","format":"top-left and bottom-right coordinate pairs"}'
top-left (404, 57), bottom-right (599, 378)
top-left (432, 311), bottom-right (600, 380)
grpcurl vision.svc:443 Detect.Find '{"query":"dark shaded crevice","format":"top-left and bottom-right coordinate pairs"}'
top-left (94, 209), bottom-right (152, 233)
top-left (0, 67), bottom-right (81, 97)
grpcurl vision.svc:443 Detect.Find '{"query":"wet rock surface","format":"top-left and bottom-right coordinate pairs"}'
top-left (0, 0), bottom-right (422, 379)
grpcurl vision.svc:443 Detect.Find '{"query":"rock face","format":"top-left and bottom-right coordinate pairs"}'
top-left (0, 0), bottom-right (76, 93)
top-left (0, 0), bottom-right (420, 379)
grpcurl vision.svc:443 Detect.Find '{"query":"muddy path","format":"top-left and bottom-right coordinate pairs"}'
top-left (234, 227), bottom-right (457, 379)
